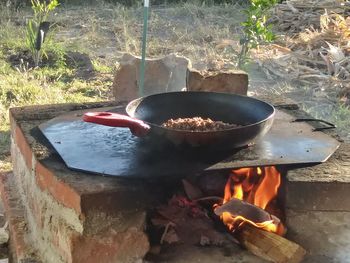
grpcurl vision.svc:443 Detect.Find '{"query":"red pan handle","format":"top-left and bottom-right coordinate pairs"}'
top-left (83, 112), bottom-right (150, 137)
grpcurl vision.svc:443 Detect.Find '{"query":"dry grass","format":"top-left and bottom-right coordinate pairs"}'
top-left (252, 0), bottom-right (350, 141)
top-left (52, 1), bottom-right (246, 69)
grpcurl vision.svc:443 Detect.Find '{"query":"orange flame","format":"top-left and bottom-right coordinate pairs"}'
top-left (217, 166), bottom-right (285, 235)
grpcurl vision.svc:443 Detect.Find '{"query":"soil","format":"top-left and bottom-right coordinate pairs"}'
top-left (6, 49), bottom-right (97, 80)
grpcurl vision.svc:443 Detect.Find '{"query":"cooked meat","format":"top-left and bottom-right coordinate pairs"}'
top-left (161, 117), bottom-right (240, 131)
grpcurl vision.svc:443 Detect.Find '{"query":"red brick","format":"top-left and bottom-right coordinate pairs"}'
top-left (10, 108), bottom-right (33, 170)
top-left (51, 228), bottom-right (72, 263)
top-left (14, 125), bottom-right (33, 170)
top-left (10, 109), bottom-right (82, 214)
top-left (35, 162), bottom-right (81, 214)
top-left (72, 231), bottom-right (149, 263)
top-left (9, 110), bottom-right (16, 140)
top-left (28, 197), bottom-right (43, 229)
top-left (0, 173), bottom-right (39, 262)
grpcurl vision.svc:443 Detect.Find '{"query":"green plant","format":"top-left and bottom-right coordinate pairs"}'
top-left (26, 0), bottom-right (59, 67)
top-left (238, 0), bottom-right (277, 67)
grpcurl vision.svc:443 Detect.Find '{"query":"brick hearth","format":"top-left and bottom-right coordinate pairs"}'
top-left (2, 98), bottom-right (350, 263)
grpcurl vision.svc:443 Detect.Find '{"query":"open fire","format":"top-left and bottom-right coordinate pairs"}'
top-left (147, 165), bottom-right (306, 263)
top-left (214, 166), bottom-right (285, 235)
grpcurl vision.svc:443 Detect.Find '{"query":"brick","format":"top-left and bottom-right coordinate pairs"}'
top-left (35, 162), bottom-right (81, 214)
top-left (0, 173), bottom-right (40, 263)
top-left (13, 125), bottom-right (33, 171)
top-left (72, 210), bottom-right (149, 263)
top-left (11, 141), bottom-right (83, 263)
top-left (187, 68), bottom-right (248, 95)
top-left (9, 102), bottom-right (157, 263)
top-left (72, 231), bottom-right (149, 263)
top-left (28, 199), bottom-right (43, 230)
top-left (81, 188), bottom-right (156, 215)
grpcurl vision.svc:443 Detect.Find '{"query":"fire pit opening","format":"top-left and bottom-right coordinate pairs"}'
top-left (145, 166), bottom-right (300, 262)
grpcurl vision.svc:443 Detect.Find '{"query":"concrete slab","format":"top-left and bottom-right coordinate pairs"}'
top-left (286, 210), bottom-right (350, 263)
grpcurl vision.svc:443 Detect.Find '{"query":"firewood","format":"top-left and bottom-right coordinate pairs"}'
top-left (214, 198), bottom-right (280, 226)
top-left (236, 225), bottom-right (306, 263)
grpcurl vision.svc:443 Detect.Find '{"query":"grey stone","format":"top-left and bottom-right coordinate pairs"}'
top-left (149, 243), bottom-right (267, 263)
top-left (112, 53), bottom-right (190, 101)
top-left (285, 143), bottom-right (350, 211)
top-left (286, 209), bottom-right (350, 263)
top-left (186, 68), bottom-right (248, 95)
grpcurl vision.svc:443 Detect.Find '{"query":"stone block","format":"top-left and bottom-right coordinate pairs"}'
top-left (286, 209), bottom-right (350, 263)
top-left (112, 53), bottom-right (190, 101)
top-left (186, 68), bottom-right (248, 95)
top-left (72, 211), bottom-right (149, 263)
top-left (282, 142), bottom-right (350, 262)
top-left (284, 143), bottom-right (350, 211)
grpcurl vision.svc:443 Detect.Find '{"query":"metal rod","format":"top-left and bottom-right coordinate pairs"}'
top-left (139, 0), bottom-right (149, 97)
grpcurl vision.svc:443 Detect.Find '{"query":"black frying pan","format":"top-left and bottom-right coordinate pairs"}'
top-left (83, 91), bottom-right (275, 150)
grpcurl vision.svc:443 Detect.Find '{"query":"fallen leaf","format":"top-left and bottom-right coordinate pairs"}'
top-left (161, 227), bottom-right (180, 244)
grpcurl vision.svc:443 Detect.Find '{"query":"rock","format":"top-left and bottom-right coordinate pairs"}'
top-left (112, 53), bottom-right (190, 101)
top-left (0, 222), bottom-right (8, 245)
top-left (286, 210), bottom-right (350, 263)
top-left (72, 211), bottom-right (149, 263)
top-left (186, 68), bottom-right (248, 95)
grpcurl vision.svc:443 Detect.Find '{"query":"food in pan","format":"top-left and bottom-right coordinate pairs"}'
top-left (161, 117), bottom-right (240, 131)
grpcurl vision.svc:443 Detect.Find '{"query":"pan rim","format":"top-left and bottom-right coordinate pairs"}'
top-left (126, 91), bottom-right (275, 134)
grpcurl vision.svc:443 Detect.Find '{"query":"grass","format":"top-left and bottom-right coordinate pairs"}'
top-left (0, 3), bottom-right (116, 170)
top-left (50, 1), bottom-right (245, 67)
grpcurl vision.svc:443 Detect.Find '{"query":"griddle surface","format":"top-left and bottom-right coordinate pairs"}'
top-left (38, 107), bottom-right (340, 178)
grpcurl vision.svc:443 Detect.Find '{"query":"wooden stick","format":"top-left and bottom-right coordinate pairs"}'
top-left (236, 225), bottom-right (306, 263)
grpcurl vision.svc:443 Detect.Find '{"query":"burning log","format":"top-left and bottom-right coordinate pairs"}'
top-left (213, 167), bottom-right (306, 262)
top-left (214, 166), bottom-right (285, 235)
top-left (237, 225), bottom-right (306, 263)
top-left (214, 198), bottom-right (305, 262)
top-left (153, 166), bottom-right (306, 263)
top-left (214, 198), bottom-right (284, 235)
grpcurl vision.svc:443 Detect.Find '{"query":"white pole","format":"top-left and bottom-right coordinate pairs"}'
top-left (139, 0), bottom-right (149, 97)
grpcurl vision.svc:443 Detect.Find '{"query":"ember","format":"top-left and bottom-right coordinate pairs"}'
top-left (214, 166), bottom-right (285, 235)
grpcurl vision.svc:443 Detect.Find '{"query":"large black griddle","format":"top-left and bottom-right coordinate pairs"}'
top-left (39, 105), bottom-right (340, 178)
